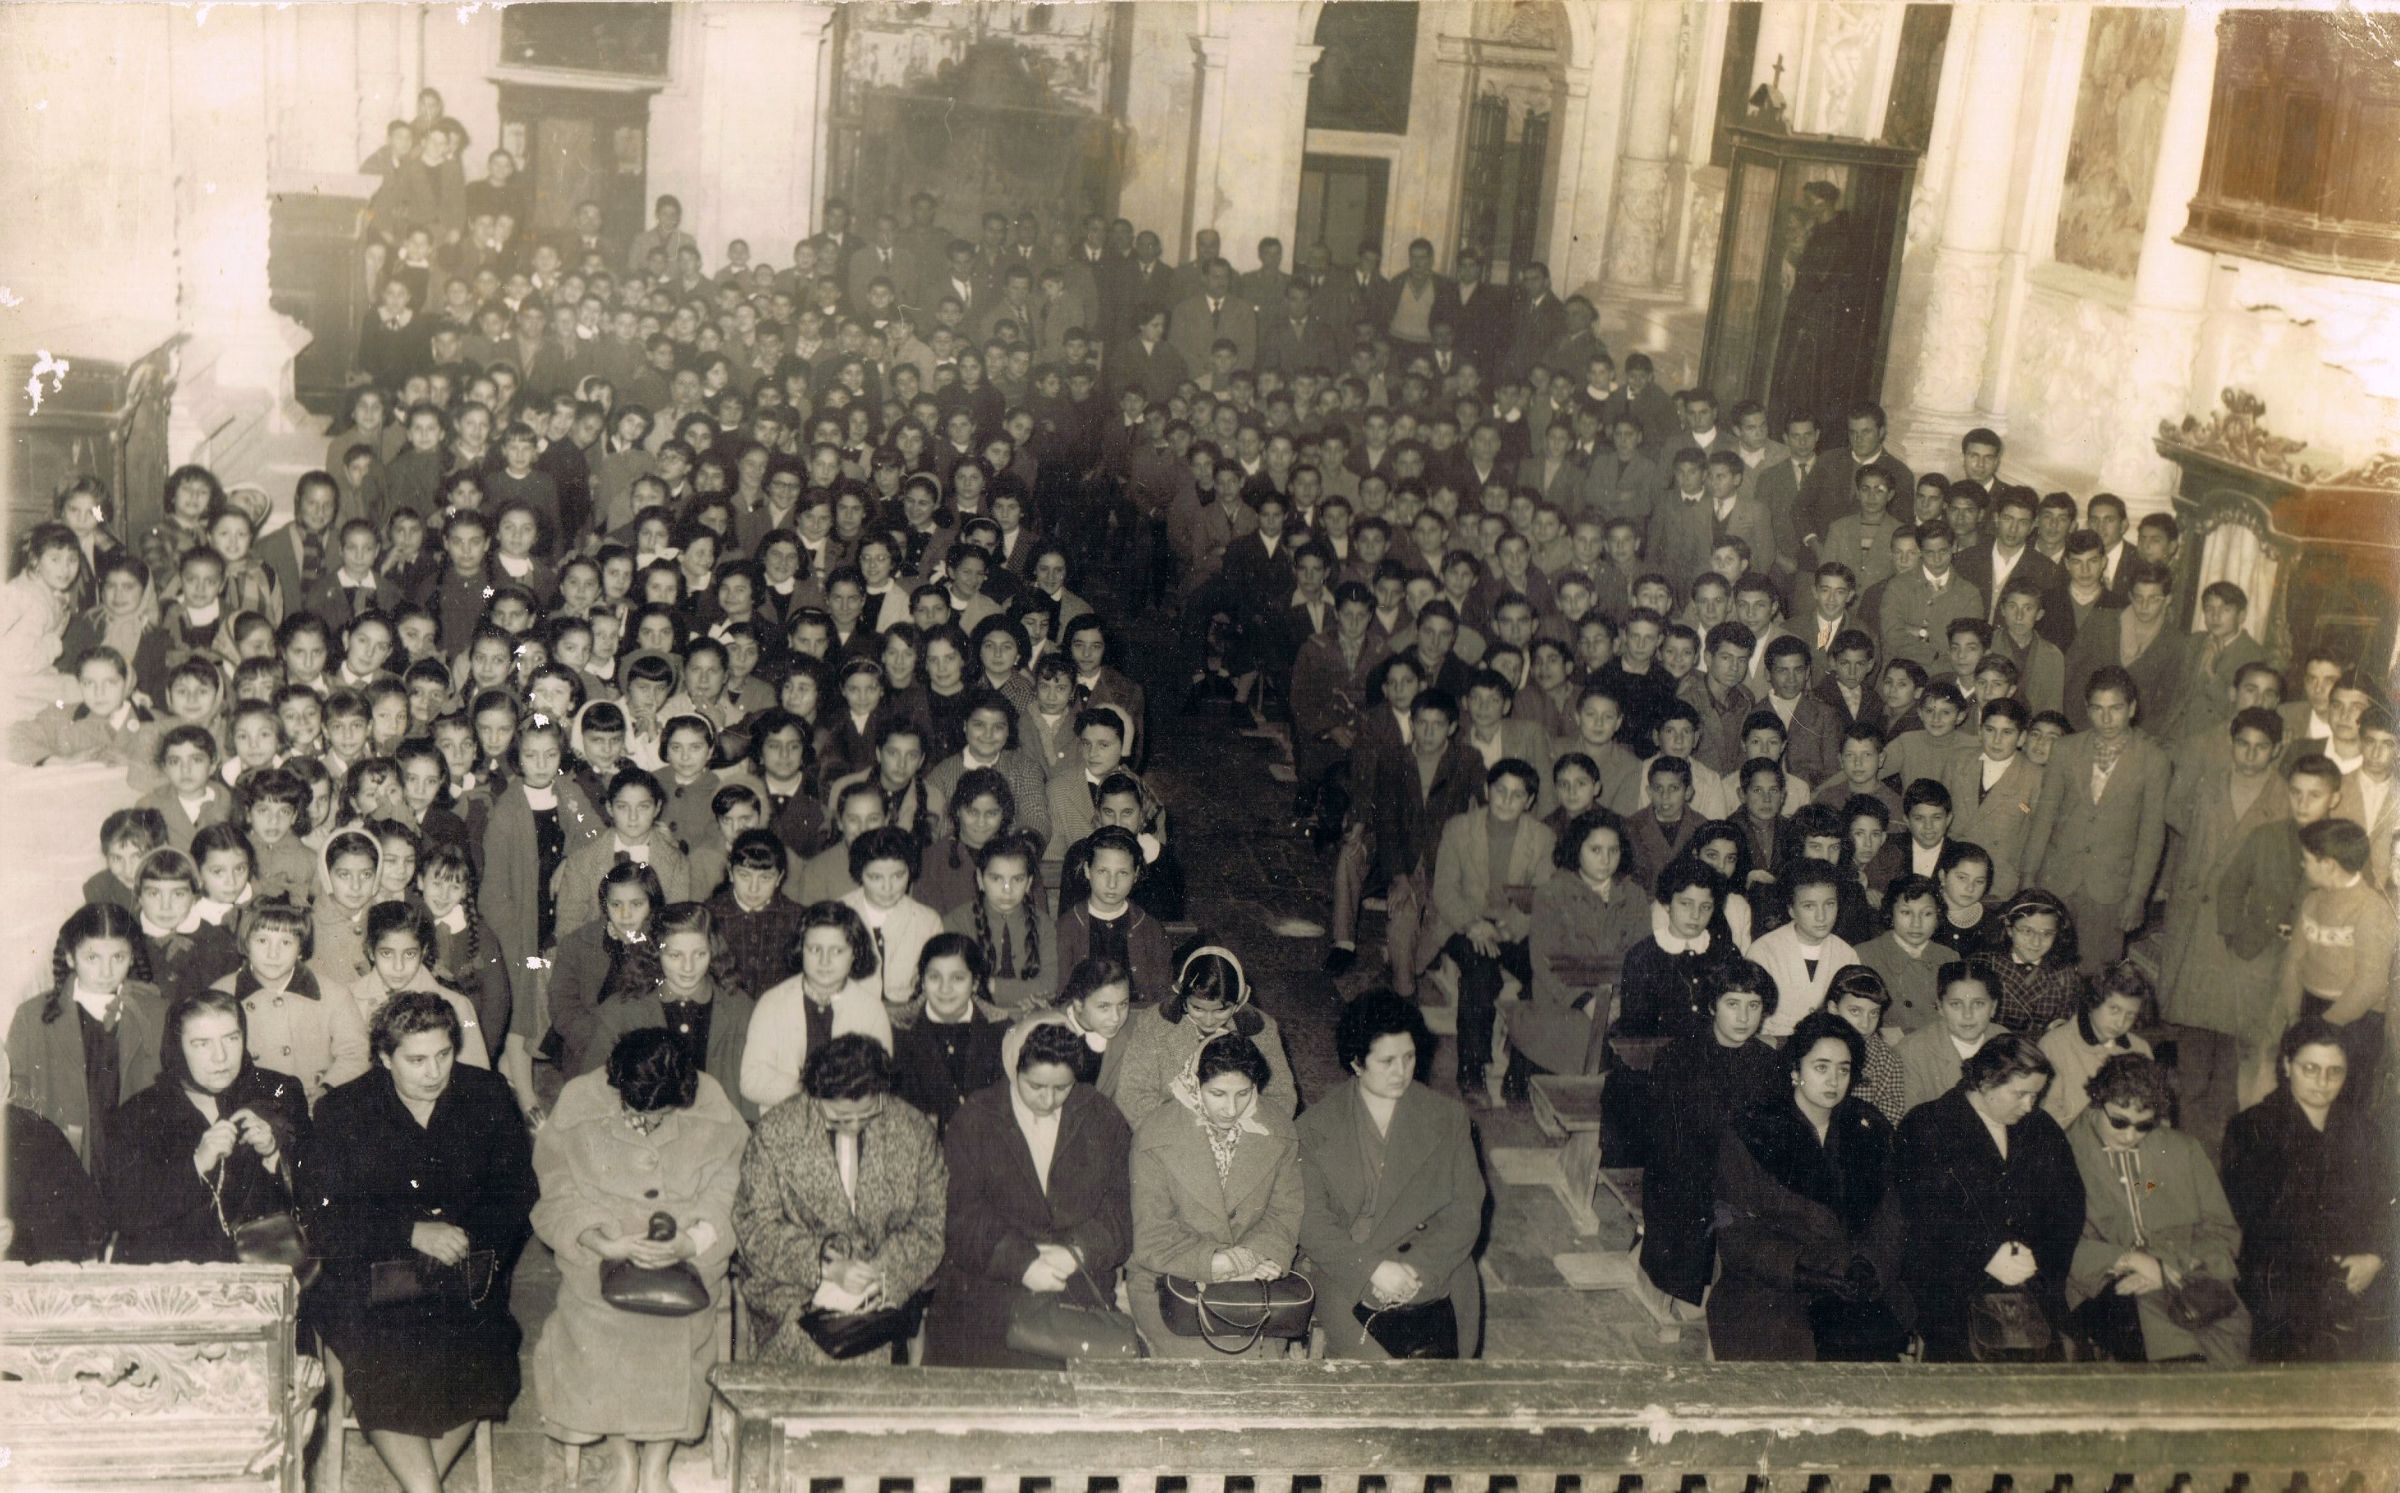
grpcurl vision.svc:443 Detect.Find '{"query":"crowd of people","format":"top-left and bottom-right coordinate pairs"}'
top-left (2, 89), bottom-right (2395, 1493)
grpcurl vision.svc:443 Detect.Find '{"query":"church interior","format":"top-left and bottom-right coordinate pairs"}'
top-left (3, 2), bottom-right (2398, 1490)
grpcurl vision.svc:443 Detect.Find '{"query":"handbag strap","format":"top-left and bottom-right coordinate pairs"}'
top-left (1193, 1276), bottom-right (1274, 1355)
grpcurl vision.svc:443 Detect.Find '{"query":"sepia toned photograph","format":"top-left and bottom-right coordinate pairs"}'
top-left (0, 2), bottom-right (2395, 1490)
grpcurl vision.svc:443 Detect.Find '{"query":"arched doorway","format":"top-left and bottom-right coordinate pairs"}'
top-left (1450, 1), bottom-right (1570, 283)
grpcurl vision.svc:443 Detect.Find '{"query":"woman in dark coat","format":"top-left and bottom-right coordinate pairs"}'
top-left (923, 1015), bottom-right (1133, 1368)
top-left (1637, 959), bottom-right (1784, 1313)
top-left (1710, 1010), bottom-right (1910, 1361)
top-left (1895, 1032), bottom-right (2084, 1362)
top-left (1296, 993), bottom-right (1487, 1358)
top-left (104, 988), bottom-right (310, 1264)
top-left (301, 990), bottom-right (537, 1490)
top-left (2221, 1016), bottom-right (2397, 1362)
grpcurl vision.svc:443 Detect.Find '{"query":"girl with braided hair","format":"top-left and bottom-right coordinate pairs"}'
top-left (942, 830), bottom-right (1053, 1013)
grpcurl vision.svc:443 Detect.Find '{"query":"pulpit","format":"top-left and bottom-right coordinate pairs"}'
top-left (1699, 126), bottom-right (1918, 431)
top-left (2154, 388), bottom-right (2400, 678)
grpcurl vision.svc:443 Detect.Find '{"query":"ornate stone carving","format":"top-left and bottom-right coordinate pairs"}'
top-left (1805, 2), bottom-right (1880, 138)
top-left (2156, 388), bottom-right (2320, 479)
top-left (1606, 157), bottom-right (1672, 290)
top-left (1495, 0), bottom-right (1567, 53)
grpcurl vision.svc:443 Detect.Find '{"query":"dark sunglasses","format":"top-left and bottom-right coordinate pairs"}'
top-left (2102, 1110), bottom-right (2159, 1134)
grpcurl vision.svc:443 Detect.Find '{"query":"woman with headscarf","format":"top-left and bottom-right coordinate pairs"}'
top-left (1110, 947), bottom-right (1297, 1130)
top-left (924, 1013), bottom-right (1134, 1367)
top-left (103, 987), bottom-right (310, 1264)
top-left (1127, 1030), bottom-right (1305, 1358)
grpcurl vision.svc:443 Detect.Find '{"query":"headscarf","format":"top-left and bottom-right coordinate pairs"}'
top-left (1168, 1031), bottom-right (1272, 1149)
top-left (1000, 1009), bottom-right (1073, 1075)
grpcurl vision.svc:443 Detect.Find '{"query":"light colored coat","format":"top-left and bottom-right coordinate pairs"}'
top-left (739, 976), bottom-right (894, 1113)
top-left (531, 1070), bottom-right (748, 1437)
top-left (1425, 807), bottom-right (1557, 974)
top-left (2065, 1112), bottom-right (2251, 1364)
top-left (1942, 752), bottom-right (2045, 898)
top-left (2023, 729), bottom-right (2171, 916)
top-left (1127, 1096), bottom-right (1304, 1358)
top-left (550, 835), bottom-right (693, 940)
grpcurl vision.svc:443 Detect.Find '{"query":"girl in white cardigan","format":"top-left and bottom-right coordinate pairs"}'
top-left (1749, 862), bottom-right (1859, 1041)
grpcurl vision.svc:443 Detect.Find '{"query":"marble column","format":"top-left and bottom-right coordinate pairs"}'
top-left (1270, 45), bottom-right (1327, 255)
top-left (1602, 0), bottom-right (1686, 294)
top-left (2096, 10), bottom-right (2217, 520)
top-left (1184, 33), bottom-right (1234, 256)
top-left (1549, 4), bottom-right (1637, 296)
top-left (1899, 3), bottom-right (2033, 448)
top-left (167, 6), bottom-right (311, 418)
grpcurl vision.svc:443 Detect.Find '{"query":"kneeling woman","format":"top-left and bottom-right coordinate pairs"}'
top-left (533, 1026), bottom-right (748, 1493)
top-left (104, 988), bottom-right (310, 1264)
top-left (1710, 1009), bottom-right (1911, 1361)
top-left (302, 990), bottom-right (538, 1493)
top-left (1296, 993), bottom-right (1485, 1358)
top-left (924, 1015), bottom-right (1134, 1368)
top-left (1128, 1032), bottom-right (1303, 1359)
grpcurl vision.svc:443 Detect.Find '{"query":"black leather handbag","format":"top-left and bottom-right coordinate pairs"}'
top-left (211, 1156), bottom-right (319, 1291)
top-left (601, 1211), bottom-right (711, 1318)
top-left (1005, 1259), bottom-right (1141, 1361)
top-left (1354, 1295), bottom-right (1458, 1359)
top-left (1156, 1272), bottom-right (1316, 1354)
top-left (798, 1290), bottom-right (930, 1360)
top-left (369, 1249), bottom-right (498, 1309)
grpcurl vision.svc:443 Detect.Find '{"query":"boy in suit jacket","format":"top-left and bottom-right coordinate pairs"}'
top-left (1940, 697), bottom-right (2044, 898)
top-left (2022, 667), bottom-right (2170, 971)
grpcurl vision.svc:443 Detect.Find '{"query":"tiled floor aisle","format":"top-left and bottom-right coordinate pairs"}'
top-left (322, 591), bottom-right (1695, 1492)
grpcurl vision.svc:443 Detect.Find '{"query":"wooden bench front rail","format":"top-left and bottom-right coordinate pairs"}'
top-left (711, 1360), bottom-right (2400, 1493)
top-left (0, 1263), bottom-right (314, 1492)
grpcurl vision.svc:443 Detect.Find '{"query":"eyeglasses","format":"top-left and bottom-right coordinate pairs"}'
top-left (2101, 1111), bottom-right (2159, 1135)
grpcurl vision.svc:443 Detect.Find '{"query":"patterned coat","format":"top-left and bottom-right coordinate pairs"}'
top-left (731, 1092), bottom-right (947, 1365)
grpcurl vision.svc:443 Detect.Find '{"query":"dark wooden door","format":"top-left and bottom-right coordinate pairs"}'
top-left (1297, 155), bottom-right (1390, 268)
top-left (498, 85), bottom-right (652, 252)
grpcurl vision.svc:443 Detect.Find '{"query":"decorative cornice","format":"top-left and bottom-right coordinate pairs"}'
top-left (2156, 387), bottom-right (2355, 485)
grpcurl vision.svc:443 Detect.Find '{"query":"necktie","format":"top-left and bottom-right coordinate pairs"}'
top-left (998, 922), bottom-right (1016, 979)
top-left (871, 927), bottom-right (888, 999)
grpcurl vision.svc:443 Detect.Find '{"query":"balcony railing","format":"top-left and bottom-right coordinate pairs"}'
top-left (711, 1360), bottom-right (2400, 1493)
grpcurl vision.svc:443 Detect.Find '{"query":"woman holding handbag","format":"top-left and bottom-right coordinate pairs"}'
top-left (1127, 1032), bottom-right (1306, 1359)
top-left (103, 988), bottom-right (311, 1265)
top-left (1297, 993), bottom-right (1486, 1359)
top-left (2062, 1053), bottom-right (2251, 1364)
top-left (732, 1033), bottom-right (947, 1365)
top-left (924, 1014), bottom-right (1135, 1367)
top-left (301, 991), bottom-right (537, 1493)
top-left (532, 1026), bottom-right (748, 1493)
top-left (1895, 1032), bottom-right (2084, 1362)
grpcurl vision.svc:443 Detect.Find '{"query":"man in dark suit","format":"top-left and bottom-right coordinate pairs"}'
top-left (1256, 280), bottom-right (1343, 380)
top-left (1749, 412), bottom-right (1824, 576)
top-left (1953, 485), bottom-right (2072, 650)
top-left (846, 212), bottom-right (907, 311)
top-left (1119, 230), bottom-right (1176, 330)
top-left (1166, 259), bottom-right (1260, 374)
top-left (1317, 242), bottom-right (1388, 347)
top-left (2059, 560), bottom-right (2188, 733)
top-left (1448, 248), bottom-right (1515, 379)
top-left (1607, 352), bottom-right (1684, 455)
top-left (1797, 402), bottom-right (1915, 562)
top-left (551, 200), bottom-right (622, 274)
top-left (2088, 492), bottom-right (2138, 600)
top-left (1508, 261), bottom-right (1568, 381)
